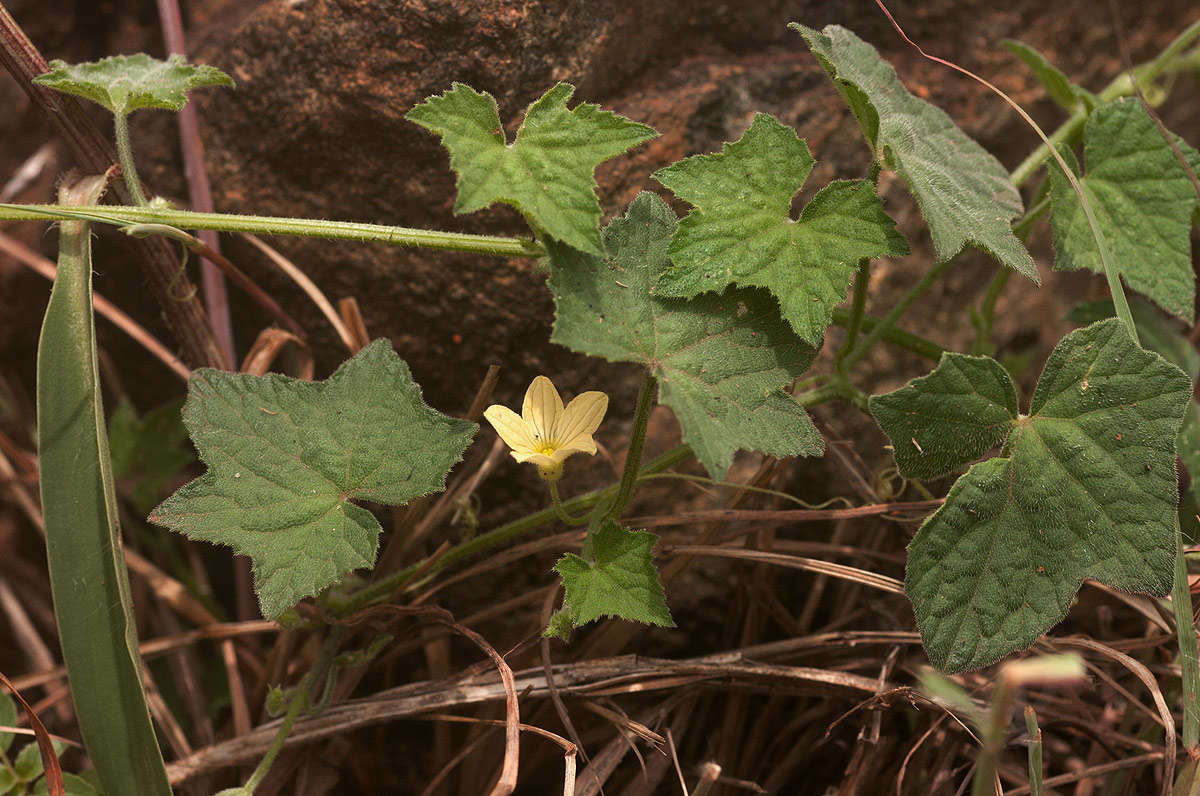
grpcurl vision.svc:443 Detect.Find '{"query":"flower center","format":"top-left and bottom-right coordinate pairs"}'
top-left (536, 443), bottom-right (558, 456)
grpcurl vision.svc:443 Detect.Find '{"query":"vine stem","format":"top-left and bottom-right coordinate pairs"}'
top-left (842, 258), bottom-right (952, 370)
top-left (548, 482), bottom-right (590, 526)
top-left (609, 371), bottom-right (657, 521)
top-left (240, 629), bottom-right (343, 792)
top-left (1174, 522), bottom-right (1200, 751)
top-left (112, 113), bottom-right (147, 207)
top-left (332, 445), bottom-right (694, 616)
top-left (0, 204), bottom-right (544, 258)
top-left (835, 258), bottom-right (871, 374)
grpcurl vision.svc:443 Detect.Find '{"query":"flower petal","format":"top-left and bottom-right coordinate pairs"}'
top-left (522, 376), bottom-right (563, 445)
top-left (512, 451), bottom-right (558, 468)
top-left (554, 391), bottom-right (608, 450)
top-left (484, 405), bottom-right (536, 454)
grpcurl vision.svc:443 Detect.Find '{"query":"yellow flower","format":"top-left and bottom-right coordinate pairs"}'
top-left (484, 376), bottom-right (609, 482)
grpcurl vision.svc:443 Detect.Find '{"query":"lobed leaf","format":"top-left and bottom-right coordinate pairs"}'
top-left (870, 354), bottom-right (1018, 480)
top-left (794, 23), bottom-right (1037, 282)
top-left (34, 54), bottom-right (233, 114)
top-left (651, 113), bottom-right (907, 344)
top-left (907, 319), bottom-right (1190, 671)
top-left (1066, 296), bottom-right (1200, 381)
top-left (108, 400), bottom-right (194, 515)
top-left (1049, 100), bottom-right (1199, 321)
top-left (549, 192), bottom-right (823, 478)
top-left (407, 82), bottom-right (657, 255)
top-left (552, 520), bottom-right (673, 632)
top-left (150, 340), bottom-right (477, 619)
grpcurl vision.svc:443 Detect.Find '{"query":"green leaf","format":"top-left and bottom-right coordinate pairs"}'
top-left (553, 520), bottom-right (673, 630)
top-left (0, 689), bottom-right (15, 754)
top-left (907, 319), bottom-right (1190, 671)
top-left (650, 113), bottom-right (907, 344)
top-left (549, 192), bottom-right (824, 478)
top-left (1049, 100), bottom-right (1199, 322)
top-left (407, 82), bottom-right (657, 256)
top-left (793, 24), bottom-right (1037, 282)
top-left (33, 773), bottom-right (100, 796)
top-left (34, 54), bottom-right (233, 114)
top-left (0, 768), bottom-right (15, 794)
top-left (150, 340), bottom-right (476, 619)
top-left (870, 354), bottom-right (1018, 480)
top-left (37, 176), bottom-right (171, 795)
top-left (108, 400), bottom-right (193, 516)
top-left (14, 740), bottom-right (63, 782)
top-left (1066, 296), bottom-right (1200, 381)
top-left (1002, 40), bottom-right (1088, 110)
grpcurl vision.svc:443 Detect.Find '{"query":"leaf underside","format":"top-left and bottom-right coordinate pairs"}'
top-left (794, 23), bottom-right (1037, 282)
top-left (34, 53), bottom-right (233, 114)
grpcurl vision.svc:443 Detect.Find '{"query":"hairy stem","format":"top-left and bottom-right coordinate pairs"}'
top-left (0, 204), bottom-right (544, 258)
top-left (835, 258), bottom-right (872, 374)
top-left (112, 113), bottom-right (147, 207)
top-left (609, 371), bottom-right (657, 520)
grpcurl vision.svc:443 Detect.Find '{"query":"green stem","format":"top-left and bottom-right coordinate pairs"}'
top-left (548, 482), bottom-right (590, 526)
top-left (829, 308), bottom-right (944, 361)
top-left (1009, 19), bottom-right (1200, 188)
top-left (0, 204), bottom-right (545, 259)
top-left (842, 258), bottom-right (953, 370)
top-left (835, 258), bottom-right (872, 374)
top-left (1175, 519), bottom-right (1200, 751)
top-left (332, 445), bottom-right (693, 615)
top-left (971, 266), bottom-right (1011, 356)
top-left (609, 371), bottom-right (657, 520)
top-left (112, 112), bottom-right (147, 207)
top-left (240, 630), bottom-right (343, 792)
top-left (1024, 706), bottom-right (1044, 796)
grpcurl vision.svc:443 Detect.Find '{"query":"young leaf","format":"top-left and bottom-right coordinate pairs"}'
top-left (407, 82), bottom-right (657, 256)
top-left (34, 54), bottom-right (233, 114)
top-left (149, 340), bottom-right (477, 618)
top-left (793, 24), bottom-right (1037, 282)
top-left (108, 400), bottom-right (194, 515)
top-left (650, 113), bottom-right (907, 344)
top-left (907, 319), bottom-right (1190, 672)
top-left (1066, 296), bottom-right (1200, 381)
top-left (1002, 40), bottom-right (1089, 111)
top-left (553, 520), bottom-right (673, 631)
top-left (13, 740), bottom-right (64, 782)
top-left (870, 354), bottom-right (1018, 480)
top-left (1049, 100), bottom-right (1199, 321)
top-left (549, 192), bottom-right (824, 478)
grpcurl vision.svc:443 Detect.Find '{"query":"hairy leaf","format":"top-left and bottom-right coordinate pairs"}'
top-left (907, 319), bottom-right (1189, 671)
top-left (1067, 296), bottom-right (1200, 381)
top-left (651, 113), bottom-right (907, 344)
top-left (34, 54), bottom-right (232, 114)
top-left (553, 520), bottom-right (673, 631)
top-left (549, 192), bottom-right (823, 478)
top-left (870, 354), bottom-right (1018, 480)
top-left (794, 23), bottom-right (1037, 282)
top-left (0, 690), bottom-right (14, 754)
top-left (1049, 100), bottom-right (1199, 321)
top-left (150, 340), bottom-right (476, 618)
top-left (407, 82), bottom-right (656, 255)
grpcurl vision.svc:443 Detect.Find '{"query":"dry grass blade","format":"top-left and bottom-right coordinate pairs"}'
top-left (627, 499), bottom-right (942, 529)
top-left (242, 233), bottom-right (357, 353)
top-left (0, 670), bottom-right (63, 796)
top-left (240, 328), bottom-right (315, 380)
top-left (0, 230), bottom-right (190, 380)
top-left (166, 649), bottom-right (889, 782)
top-left (663, 545), bottom-right (904, 594)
